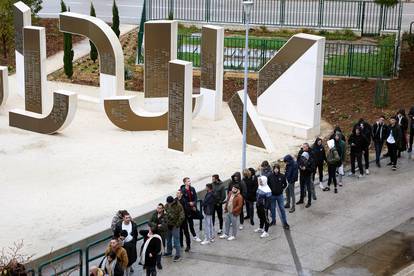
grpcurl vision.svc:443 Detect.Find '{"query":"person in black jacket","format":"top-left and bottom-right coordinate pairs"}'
top-left (312, 138), bottom-right (327, 189)
top-left (396, 109), bottom-right (408, 157)
top-left (408, 106), bottom-right (414, 153)
top-left (243, 168), bottom-right (258, 226)
top-left (201, 183), bottom-right (215, 245)
top-left (267, 164), bottom-right (290, 229)
top-left (372, 116), bottom-right (388, 167)
top-left (211, 174), bottom-right (226, 234)
top-left (176, 190), bottom-right (191, 252)
top-left (180, 177), bottom-right (201, 242)
top-left (348, 126), bottom-right (368, 178)
top-left (297, 143), bottom-right (317, 201)
top-left (227, 172), bottom-right (246, 230)
top-left (139, 225), bottom-right (162, 276)
top-left (386, 117), bottom-right (402, 170)
top-left (354, 118), bottom-right (372, 175)
top-left (297, 150), bottom-right (315, 208)
top-left (113, 212), bottom-right (138, 275)
top-left (283, 155), bottom-right (298, 213)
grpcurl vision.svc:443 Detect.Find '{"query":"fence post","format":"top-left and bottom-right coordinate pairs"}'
top-left (318, 0), bottom-right (324, 29)
top-left (168, 0), bottom-right (173, 19)
top-left (205, 0), bottom-right (210, 22)
top-left (280, 0), bottom-right (286, 26)
top-left (136, 0), bottom-right (147, 64)
top-left (261, 39), bottom-right (266, 68)
top-left (347, 44), bottom-right (354, 77)
top-left (378, 4), bottom-right (384, 35)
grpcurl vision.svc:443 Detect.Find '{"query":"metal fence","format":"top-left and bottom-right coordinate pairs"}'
top-left (146, 0), bottom-right (403, 35)
top-left (175, 34), bottom-right (396, 78)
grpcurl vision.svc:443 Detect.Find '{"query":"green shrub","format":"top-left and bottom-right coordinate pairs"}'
top-left (374, 79), bottom-right (389, 108)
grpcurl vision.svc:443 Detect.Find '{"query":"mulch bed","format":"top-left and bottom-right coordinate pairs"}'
top-left (0, 18), bottom-right (83, 74)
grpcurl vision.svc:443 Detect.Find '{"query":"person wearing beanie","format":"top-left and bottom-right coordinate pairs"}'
top-left (164, 195), bottom-right (185, 262)
top-left (297, 143), bottom-right (317, 201)
top-left (324, 139), bottom-right (341, 193)
top-left (254, 176), bottom-right (272, 238)
top-left (220, 184), bottom-right (243, 241)
top-left (283, 155), bottom-right (298, 213)
top-left (227, 171), bottom-right (246, 230)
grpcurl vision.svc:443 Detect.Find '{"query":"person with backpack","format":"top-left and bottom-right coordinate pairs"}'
top-left (334, 133), bottom-right (346, 187)
top-left (283, 155), bottom-right (298, 213)
top-left (254, 176), bottom-right (272, 238)
top-left (201, 183), bottom-right (216, 245)
top-left (324, 139), bottom-right (341, 193)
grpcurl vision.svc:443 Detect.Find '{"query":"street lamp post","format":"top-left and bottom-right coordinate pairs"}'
top-left (241, 1), bottom-right (253, 172)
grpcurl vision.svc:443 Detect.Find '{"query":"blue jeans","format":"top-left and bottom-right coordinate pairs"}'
top-left (274, 194), bottom-right (288, 225)
top-left (166, 226), bottom-right (180, 257)
top-left (270, 195), bottom-right (277, 223)
top-left (374, 141), bottom-right (384, 164)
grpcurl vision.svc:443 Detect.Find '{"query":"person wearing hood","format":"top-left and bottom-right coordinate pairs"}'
top-left (297, 143), bottom-right (317, 201)
top-left (348, 126), bottom-right (368, 178)
top-left (267, 164), bottom-right (290, 229)
top-left (165, 195), bottom-right (185, 262)
top-left (243, 168), bottom-right (258, 226)
top-left (329, 126), bottom-right (346, 142)
top-left (259, 160), bottom-right (272, 178)
top-left (283, 155), bottom-right (298, 213)
top-left (220, 185), bottom-right (243, 241)
top-left (211, 174), bottom-right (226, 235)
top-left (254, 176), bottom-right (272, 238)
top-left (227, 172), bottom-right (246, 230)
top-left (372, 115), bottom-right (388, 167)
top-left (354, 118), bottom-right (373, 175)
top-left (312, 138), bottom-right (327, 189)
top-left (334, 133), bottom-right (346, 186)
top-left (396, 109), bottom-right (408, 157)
top-left (324, 139), bottom-right (341, 193)
top-left (297, 150), bottom-right (314, 208)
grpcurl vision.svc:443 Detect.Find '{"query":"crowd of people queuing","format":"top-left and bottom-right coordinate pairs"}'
top-left (89, 107), bottom-right (414, 276)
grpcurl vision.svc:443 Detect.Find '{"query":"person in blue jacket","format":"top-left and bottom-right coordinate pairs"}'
top-left (283, 155), bottom-right (298, 213)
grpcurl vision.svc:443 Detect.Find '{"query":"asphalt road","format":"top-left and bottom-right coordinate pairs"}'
top-left (38, 0), bottom-right (413, 33)
top-left (38, 0), bottom-right (145, 24)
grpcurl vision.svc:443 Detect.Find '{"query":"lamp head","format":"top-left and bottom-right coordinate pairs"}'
top-left (242, 1), bottom-right (254, 18)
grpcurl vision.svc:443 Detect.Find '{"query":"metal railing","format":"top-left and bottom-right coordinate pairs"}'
top-left (145, 0), bottom-right (403, 35)
top-left (174, 34), bottom-right (396, 78)
top-left (38, 249), bottom-right (82, 276)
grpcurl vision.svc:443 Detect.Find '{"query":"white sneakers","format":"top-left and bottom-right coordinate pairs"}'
top-left (348, 172), bottom-right (354, 176)
top-left (239, 225), bottom-right (244, 230)
top-left (358, 174), bottom-right (364, 178)
top-left (219, 234), bottom-right (228, 239)
top-left (200, 240), bottom-right (210, 245)
top-left (260, 232), bottom-right (269, 238)
top-left (193, 236), bottom-right (202, 242)
top-left (227, 236), bottom-right (236, 241)
top-left (217, 229), bottom-right (223, 234)
top-left (319, 182), bottom-right (325, 189)
top-left (254, 228), bottom-right (264, 233)
top-left (219, 234), bottom-right (236, 241)
top-left (366, 169), bottom-right (370, 175)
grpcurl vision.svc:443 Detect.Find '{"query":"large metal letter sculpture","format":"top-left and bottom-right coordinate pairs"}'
top-left (168, 60), bottom-right (192, 153)
top-left (198, 25), bottom-right (224, 120)
top-left (0, 66), bottom-right (9, 106)
top-left (23, 27), bottom-right (48, 114)
top-left (9, 90), bottom-right (77, 134)
top-left (144, 20), bottom-right (177, 111)
top-left (104, 96), bottom-right (168, 131)
top-left (257, 33), bottom-right (325, 139)
top-left (228, 91), bottom-right (274, 153)
top-left (59, 12), bottom-right (124, 101)
top-left (13, 1), bottom-right (31, 98)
